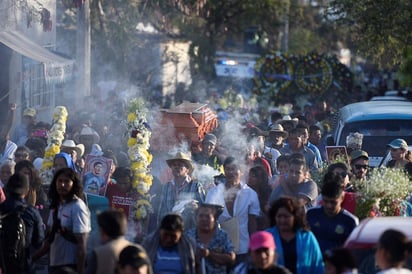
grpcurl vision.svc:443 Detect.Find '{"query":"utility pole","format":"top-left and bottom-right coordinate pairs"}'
top-left (281, 0), bottom-right (290, 52)
top-left (76, 0), bottom-right (91, 102)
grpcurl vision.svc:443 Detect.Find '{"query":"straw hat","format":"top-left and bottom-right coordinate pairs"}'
top-left (269, 124), bottom-right (288, 138)
top-left (166, 152), bottom-right (194, 172)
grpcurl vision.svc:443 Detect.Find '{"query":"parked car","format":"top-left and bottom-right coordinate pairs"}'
top-left (344, 216), bottom-right (412, 274)
top-left (384, 90), bottom-right (409, 97)
top-left (328, 100), bottom-right (412, 167)
top-left (370, 96), bottom-right (407, 101)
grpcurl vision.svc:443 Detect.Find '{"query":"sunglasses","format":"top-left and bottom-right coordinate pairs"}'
top-left (15, 153), bottom-right (29, 158)
top-left (335, 171), bottom-right (348, 178)
top-left (355, 164), bottom-right (368, 170)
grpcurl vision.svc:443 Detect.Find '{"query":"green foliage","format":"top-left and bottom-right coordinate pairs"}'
top-left (289, 28), bottom-right (322, 55)
top-left (326, 0), bottom-right (412, 69)
top-left (59, 0), bottom-right (355, 82)
top-left (398, 46), bottom-right (412, 87)
top-left (88, 0), bottom-right (141, 76)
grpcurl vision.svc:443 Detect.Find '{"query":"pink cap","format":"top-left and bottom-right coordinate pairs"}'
top-left (249, 231), bottom-right (276, 251)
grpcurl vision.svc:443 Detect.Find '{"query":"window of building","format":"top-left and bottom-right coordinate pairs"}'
top-left (23, 58), bottom-right (54, 108)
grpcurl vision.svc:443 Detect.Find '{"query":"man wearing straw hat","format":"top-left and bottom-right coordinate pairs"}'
top-left (157, 152), bottom-right (205, 230)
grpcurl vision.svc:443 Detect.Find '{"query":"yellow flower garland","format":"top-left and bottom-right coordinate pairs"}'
top-left (40, 106), bottom-right (68, 185)
top-left (126, 98), bottom-right (153, 221)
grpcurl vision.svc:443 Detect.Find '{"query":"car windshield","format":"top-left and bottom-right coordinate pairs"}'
top-left (338, 120), bottom-right (412, 157)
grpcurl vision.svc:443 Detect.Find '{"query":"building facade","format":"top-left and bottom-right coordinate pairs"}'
top-left (0, 0), bottom-right (73, 124)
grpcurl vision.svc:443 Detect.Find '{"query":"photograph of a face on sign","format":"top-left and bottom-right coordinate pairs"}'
top-left (82, 155), bottom-right (113, 196)
top-left (326, 146), bottom-right (349, 165)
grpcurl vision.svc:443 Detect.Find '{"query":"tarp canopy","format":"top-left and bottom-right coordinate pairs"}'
top-left (0, 30), bottom-right (74, 83)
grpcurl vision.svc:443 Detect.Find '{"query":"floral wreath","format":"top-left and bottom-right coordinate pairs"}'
top-left (294, 52), bottom-right (333, 94)
top-left (126, 98), bottom-right (153, 221)
top-left (40, 106), bottom-right (68, 184)
top-left (326, 55), bottom-right (353, 92)
top-left (254, 51), bottom-right (294, 95)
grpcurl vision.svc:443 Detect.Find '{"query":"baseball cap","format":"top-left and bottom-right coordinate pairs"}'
top-left (203, 133), bottom-right (217, 145)
top-left (350, 150), bottom-right (369, 161)
top-left (387, 139), bottom-right (408, 150)
top-left (23, 108), bottom-right (36, 117)
top-left (249, 231), bottom-right (276, 251)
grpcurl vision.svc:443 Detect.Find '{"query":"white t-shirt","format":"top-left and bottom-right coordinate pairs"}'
top-left (48, 197), bottom-right (91, 266)
top-left (206, 182), bottom-right (260, 254)
top-left (0, 140), bottom-right (17, 163)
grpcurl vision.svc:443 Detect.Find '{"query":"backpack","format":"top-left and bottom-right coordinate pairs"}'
top-left (0, 205), bottom-right (27, 274)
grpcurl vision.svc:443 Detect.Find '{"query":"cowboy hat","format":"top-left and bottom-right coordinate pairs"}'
top-left (269, 124), bottom-right (288, 138)
top-left (166, 151), bottom-right (194, 172)
top-left (74, 126), bottom-right (100, 144)
top-left (61, 139), bottom-right (85, 157)
top-left (278, 115), bottom-right (299, 126)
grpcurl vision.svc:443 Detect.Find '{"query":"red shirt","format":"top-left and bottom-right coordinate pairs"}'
top-left (318, 191), bottom-right (357, 214)
top-left (342, 191), bottom-right (357, 214)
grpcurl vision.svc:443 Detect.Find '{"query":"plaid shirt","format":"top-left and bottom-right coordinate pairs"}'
top-left (157, 176), bottom-right (205, 228)
top-left (187, 227), bottom-right (234, 274)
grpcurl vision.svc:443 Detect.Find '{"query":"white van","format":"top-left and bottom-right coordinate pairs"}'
top-left (328, 100), bottom-right (412, 167)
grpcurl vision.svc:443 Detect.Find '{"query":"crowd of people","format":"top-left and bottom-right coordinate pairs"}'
top-left (0, 94), bottom-right (412, 274)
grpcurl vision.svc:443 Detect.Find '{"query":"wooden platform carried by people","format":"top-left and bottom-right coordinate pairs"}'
top-left (150, 102), bottom-right (218, 151)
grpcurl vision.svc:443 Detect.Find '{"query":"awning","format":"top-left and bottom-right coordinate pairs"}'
top-left (0, 30), bottom-right (74, 84)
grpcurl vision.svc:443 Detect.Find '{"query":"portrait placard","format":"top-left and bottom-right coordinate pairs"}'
top-left (325, 146), bottom-right (349, 164)
top-left (82, 155), bottom-right (113, 196)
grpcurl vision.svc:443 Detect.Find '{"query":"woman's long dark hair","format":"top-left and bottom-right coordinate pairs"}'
top-left (49, 168), bottom-right (83, 209)
top-left (267, 196), bottom-right (309, 231)
top-left (15, 160), bottom-right (42, 190)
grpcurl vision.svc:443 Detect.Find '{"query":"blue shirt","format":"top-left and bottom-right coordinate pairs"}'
top-left (266, 226), bottom-right (325, 274)
top-left (306, 206), bottom-right (359, 253)
top-left (307, 142), bottom-right (323, 165)
top-left (153, 245), bottom-right (184, 274)
top-left (83, 172), bottom-right (106, 194)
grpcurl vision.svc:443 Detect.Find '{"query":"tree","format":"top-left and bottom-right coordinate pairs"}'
top-left (142, 0), bottom-right (284, 79)
top-left (59, 0), bottom-right (352, 87)
top-left (398, 46), bottom-right (412, 86)
top-left (60, 0), bottom-right (285, 80)
top-left (326, 0), bottom-right (412, 70)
